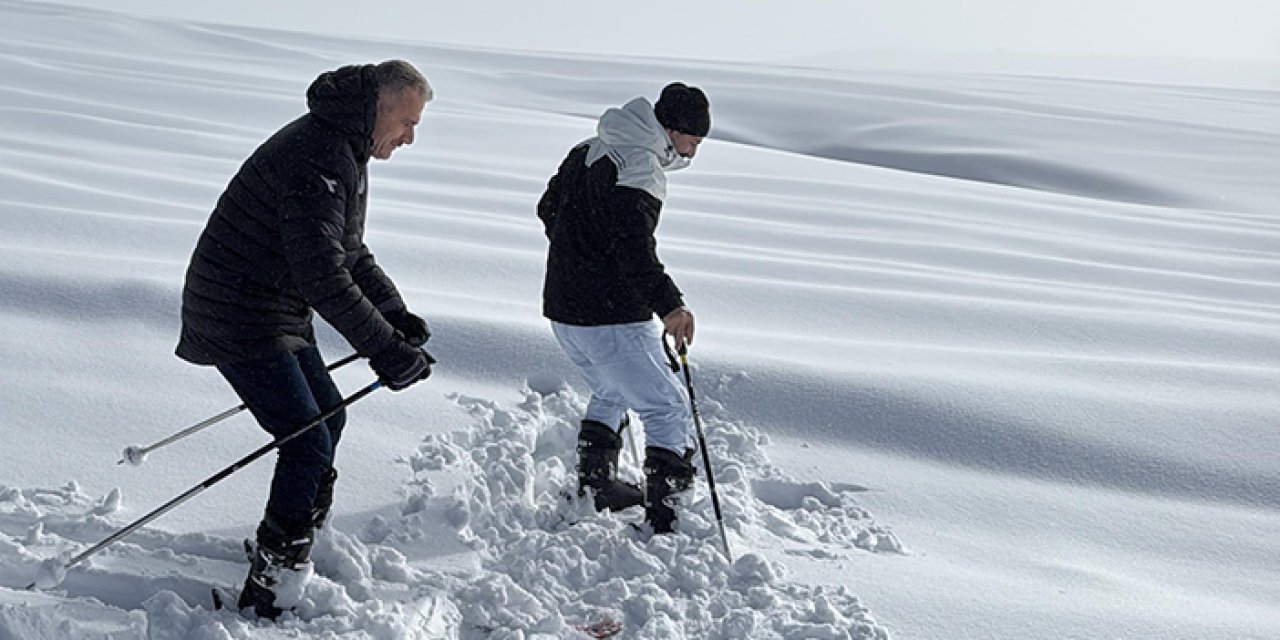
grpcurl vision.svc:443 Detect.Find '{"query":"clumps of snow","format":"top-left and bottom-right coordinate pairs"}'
top-left (369, 546), bottom-right (414, 583)
top-left (404, 378), bottom-right (893, 638)
top-left (750, 478), bottom-right (903, 553)
top-left (0, 377), bottom-right (893, 638)
top-left (312, 526), bottom-right (376, 600)
top-left (92, 488), bottom-right (123, 516)
top-left (525, 372), bottom-right (570, 397)
top-left (690, 386), bottom-right (905, 556)
top-left (1, 482), bottom-right (96, 519)
top-left (0, 590), bottom-right (147, 639)
top-left (31, 555), bottom-right (67, 589)
top-left (0, 479), bottom-right (462, 639)
top-left (139, 586), bottom-right (460, 640)
top-left (140, 591), bottom-right (225, 639)
top-left (0, 483), bottom-right (123, 588)
top-left (22, 522), bottom-right (49, 547)
top-left (266, 561), bottom-right (313, 613)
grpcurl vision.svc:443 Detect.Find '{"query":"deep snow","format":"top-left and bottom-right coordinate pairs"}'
top-left (0, 1), bottom-right (1278, 638)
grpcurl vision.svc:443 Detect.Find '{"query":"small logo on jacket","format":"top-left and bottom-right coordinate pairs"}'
top-left (320, 175), bottom-right (340, 194)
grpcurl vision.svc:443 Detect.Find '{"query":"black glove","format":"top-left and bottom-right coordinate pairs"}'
top-left (369, 341), bottom-right (435, 391)
top-left (384, 309), bottom-right (431, 347)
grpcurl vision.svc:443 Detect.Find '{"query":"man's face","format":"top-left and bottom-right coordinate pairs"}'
top-left (668, 130), bottom-right (704, 159)
top-left (371, 88), bottom-right (427, 161)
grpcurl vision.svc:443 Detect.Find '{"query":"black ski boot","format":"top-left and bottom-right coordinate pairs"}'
top-left (237, 513), bottom-right (314, 619)
top-left (577, 420), bottom-right (643, 512)
top-left (644, 446), bottom-right (695, 534)
top-left (310, 467), bottom-right (339, 530)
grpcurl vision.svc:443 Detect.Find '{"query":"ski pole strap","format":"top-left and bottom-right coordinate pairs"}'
top-left (660, 331), bottom-right (681, 373)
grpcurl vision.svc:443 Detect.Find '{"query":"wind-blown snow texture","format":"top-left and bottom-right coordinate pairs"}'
top-left (0, 1), bottom-right (1278, 638)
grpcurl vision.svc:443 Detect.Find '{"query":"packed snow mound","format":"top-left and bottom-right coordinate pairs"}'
top-left (403, 375), bottom-right (897, 638)
top-left (0, 377), bottom-right (895, 639)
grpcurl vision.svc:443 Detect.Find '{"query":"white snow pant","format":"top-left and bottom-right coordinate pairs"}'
top-left (551, 320), bottom-right (694, 454)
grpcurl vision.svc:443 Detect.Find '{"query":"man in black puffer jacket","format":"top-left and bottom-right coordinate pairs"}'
top-left (538, 83), bottom-right (710, 535)
top-left (176, 60), bottom-right (433, 619)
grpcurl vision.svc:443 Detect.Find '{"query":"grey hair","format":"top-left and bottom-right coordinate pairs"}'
top-left (374, 59), bottom-right (433, 102)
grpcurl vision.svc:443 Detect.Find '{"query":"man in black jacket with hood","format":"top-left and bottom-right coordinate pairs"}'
top-left (176, 60), bottom-right (433, 619)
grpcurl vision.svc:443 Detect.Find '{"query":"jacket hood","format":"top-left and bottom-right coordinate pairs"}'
top-left (306, 64), bottom-right (378, 161)
top-left (597, 98), bottom-right (681, 167)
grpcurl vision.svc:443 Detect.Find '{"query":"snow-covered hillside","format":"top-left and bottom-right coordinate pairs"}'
top-left (0, 1), bottom-right (1278, 638)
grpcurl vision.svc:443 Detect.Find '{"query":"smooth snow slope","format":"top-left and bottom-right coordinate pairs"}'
top-left (0, 1), bottom-right (1278, 638)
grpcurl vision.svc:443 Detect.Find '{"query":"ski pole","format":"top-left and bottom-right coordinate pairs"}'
top-left (29, 379), bottom-right (383, 590)
top-left (665, 336), bottom-right (733, 563)
top-left (119, 353), bottom-right (361, 466)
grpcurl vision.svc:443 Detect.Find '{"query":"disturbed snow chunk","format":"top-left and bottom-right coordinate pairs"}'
top-left (32, 555), bottom-right (68, 589)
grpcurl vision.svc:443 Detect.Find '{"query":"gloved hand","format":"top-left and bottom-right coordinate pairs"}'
top-left (369, 341), bottom-right (435, 391)
top-left (384, 309), bottom-right (431, 347)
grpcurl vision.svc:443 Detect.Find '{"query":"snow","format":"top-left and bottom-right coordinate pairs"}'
top-left (0, 0), bottom-right (1278, 638)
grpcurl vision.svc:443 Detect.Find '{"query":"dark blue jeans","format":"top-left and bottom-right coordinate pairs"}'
top-left (217, 346), bottom-right (345, 530)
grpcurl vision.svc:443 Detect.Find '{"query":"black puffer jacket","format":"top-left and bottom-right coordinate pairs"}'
top-left (176, 65), bottom-right (406, 365)
top-left (538, 98), bottom-right (684, 326)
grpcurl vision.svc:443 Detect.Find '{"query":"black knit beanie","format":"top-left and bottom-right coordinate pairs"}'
top-left (654, 82), bottom-right (710, 137)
